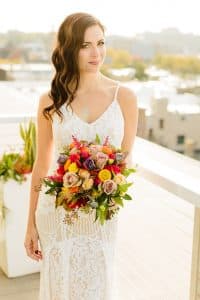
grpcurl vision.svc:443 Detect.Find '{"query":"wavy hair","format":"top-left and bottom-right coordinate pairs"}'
top-left (43, 12), bottom-right (105, 121)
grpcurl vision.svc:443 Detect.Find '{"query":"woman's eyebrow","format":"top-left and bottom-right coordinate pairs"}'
top-left (83, 39), bottom-right (105, 44)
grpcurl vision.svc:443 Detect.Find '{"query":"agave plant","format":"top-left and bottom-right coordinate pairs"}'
top-left (19, 119), bottom-right (36, 168)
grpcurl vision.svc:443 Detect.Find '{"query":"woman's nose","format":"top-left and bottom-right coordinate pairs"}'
top-left (90, 46), bottom-right (99, 57)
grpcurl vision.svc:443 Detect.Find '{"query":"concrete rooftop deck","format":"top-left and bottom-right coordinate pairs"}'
top-left (0, 172), bottom-right (194, 300)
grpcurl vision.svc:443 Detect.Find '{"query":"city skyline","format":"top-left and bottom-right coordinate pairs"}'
top-left (0, 0), bottom-right (200, 36)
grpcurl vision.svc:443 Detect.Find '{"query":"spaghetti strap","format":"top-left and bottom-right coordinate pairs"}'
top-left (113, 81), bottom-right (120, 100)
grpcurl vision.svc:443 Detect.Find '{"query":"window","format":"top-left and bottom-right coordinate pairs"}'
top-left (159, 119), bottom-right (164, 129)
top-left (177, 135), bottom-right (185, 144)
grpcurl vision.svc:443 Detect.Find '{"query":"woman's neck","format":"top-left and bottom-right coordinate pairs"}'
top-left (78, 72), bottom-right (105, 93)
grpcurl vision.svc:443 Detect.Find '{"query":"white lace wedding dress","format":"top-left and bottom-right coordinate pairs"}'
top-left (35, 82), bottom-right (124, 300)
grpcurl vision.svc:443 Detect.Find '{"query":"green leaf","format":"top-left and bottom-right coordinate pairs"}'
top-left (122, 168), bottom-right (137, 176)
top-left (45, 188), bottom-right (56, 195)
top-left (19, 123), bottom-right (25, 141)
top-left (123, 193), bottom-right (132, 200)
top-left (113, 197), bottom-right (124, 207)
top-left (99, 208), bottom-right (106, 225)
top-left (118, 182), bottom-right (133, 192)
top-left (95, 134), bottom-right (101, 144)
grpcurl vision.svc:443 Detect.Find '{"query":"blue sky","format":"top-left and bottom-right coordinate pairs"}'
top-left (0, 0), bottom-right (200, 36)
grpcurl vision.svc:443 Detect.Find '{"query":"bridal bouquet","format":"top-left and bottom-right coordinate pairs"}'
top-left (42, 134), bottom-right (136, 225)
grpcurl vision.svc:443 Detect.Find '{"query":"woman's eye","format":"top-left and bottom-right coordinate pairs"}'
top-left (81, 41), bottom-right (105, 48)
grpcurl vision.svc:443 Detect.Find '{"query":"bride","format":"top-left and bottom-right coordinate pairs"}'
top-left (24, 12), bottom-right (138, 300)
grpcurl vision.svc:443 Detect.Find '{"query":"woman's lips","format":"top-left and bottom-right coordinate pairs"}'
top-left (89, 61), bottom-right (99, 65)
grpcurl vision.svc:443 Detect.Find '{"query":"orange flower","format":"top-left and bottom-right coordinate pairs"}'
top-left (64, 159), bottom-right (71, 171)
top-left (69, 186), bottom-right (79, 193)
top-left (102, 146), bottom-right (113, 155)
top-left (80, 146), bottom-right (89, 153)
top-left (69, 142), bottom-right (76, 149)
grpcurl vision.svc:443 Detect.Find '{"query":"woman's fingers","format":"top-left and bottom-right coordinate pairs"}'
top-left (24, 227), bottom-right (43, 261)
top-left (25, 244), bottom-right (38, 261)
top-left (35, 249), bottom-right (43, 260)
top-left (33, 238), bottom-right (43, 260)
top-left (24, 240), bottom-right (42, 261)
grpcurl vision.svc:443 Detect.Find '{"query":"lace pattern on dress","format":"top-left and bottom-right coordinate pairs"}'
top-left (35, 82), bottom-right (123, 300)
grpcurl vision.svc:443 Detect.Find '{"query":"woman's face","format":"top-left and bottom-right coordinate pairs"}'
top-left (78, 25), bottom-right (106, 73)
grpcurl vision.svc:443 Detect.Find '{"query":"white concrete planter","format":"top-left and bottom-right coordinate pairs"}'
top-left (0, 174), bottom-right (40, 277)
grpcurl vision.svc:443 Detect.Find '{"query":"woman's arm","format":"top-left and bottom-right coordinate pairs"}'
top-left (119, 86), bottom-right (139, 168)
top-left (26, 92), bottom-right (54, 228)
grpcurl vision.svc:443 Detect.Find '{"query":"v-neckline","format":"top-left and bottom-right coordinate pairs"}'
top-left (67, 98), bottom-right (117, 126)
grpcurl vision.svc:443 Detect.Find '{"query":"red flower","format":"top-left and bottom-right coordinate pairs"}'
top-left (69, 153), bottom-right (80, 162)
top-left (109, 153), bottom-right (115, 159)
top-left (48, 175), bottom-right (63, 183)
top-left (104, 164), bottom-right (121, 174)
top-left (57, 165), bottom-right (65, 175)
top-left (94, 176), bottom-right (101, 186)
top-left (79, 146), bottom-right (90, 159)
top-left (68, 197), bottom-right (88, 209)
top-left (68, 202), bottom-right (81, 209)
top-left (119, 163), bottom-right (126, 172)
top-left (80, 151), bottom-right (90, 159)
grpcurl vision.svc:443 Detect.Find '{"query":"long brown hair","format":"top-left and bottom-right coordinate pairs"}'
top-left (43, 12), bottom-right (105, 121)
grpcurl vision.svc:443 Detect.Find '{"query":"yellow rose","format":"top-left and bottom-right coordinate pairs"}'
top-left (82, 178), bottom-right (94, 190)
top-left (98, 169), bottom-right (111, 182)
top-left (68, 162), bottom-right (78, 173)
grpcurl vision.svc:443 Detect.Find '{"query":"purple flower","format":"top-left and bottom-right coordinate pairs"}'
top-left (83, 158), bottom-right (96, 170)
top-left (116, 151), bottom-right (128, 162)
top-left (57, 154), bottom-right (68, 165)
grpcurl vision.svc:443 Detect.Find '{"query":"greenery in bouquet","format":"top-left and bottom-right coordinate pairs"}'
top-left (0, 120), bottom-right (36, 183)
top-left (42, 134), bottom-right (137, 225)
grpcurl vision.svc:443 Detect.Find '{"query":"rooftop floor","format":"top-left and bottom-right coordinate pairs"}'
top-left (0, 173), bottom-right (194, 300)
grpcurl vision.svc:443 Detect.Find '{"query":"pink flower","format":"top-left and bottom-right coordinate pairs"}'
top-left (89, 145), bottom-right (102, 156)
top-left (102, 180), bottom-right (117, 195)
top-left (63, 172), bottom-right (81, 187)
top-left (95, 152), bottom-right (109, 169)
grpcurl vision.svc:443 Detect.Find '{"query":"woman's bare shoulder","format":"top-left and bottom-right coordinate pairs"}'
top-left (118, 84), bottom-right (137, 103)
top-left (38, 91), bottom-right (54, 108)
top-left (118, 83), bottom-right (136, 101)
top-left (38, 91), bottom-right (53, 115)
top-left (117, 84), bottom-right (138, 121)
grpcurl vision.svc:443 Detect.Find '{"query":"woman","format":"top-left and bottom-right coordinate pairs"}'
top-left (24, 12), bottom-right (138, 300)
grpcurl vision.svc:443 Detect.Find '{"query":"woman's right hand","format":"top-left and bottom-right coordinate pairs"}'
top-left (24, 225), bottom-right (43, 261)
